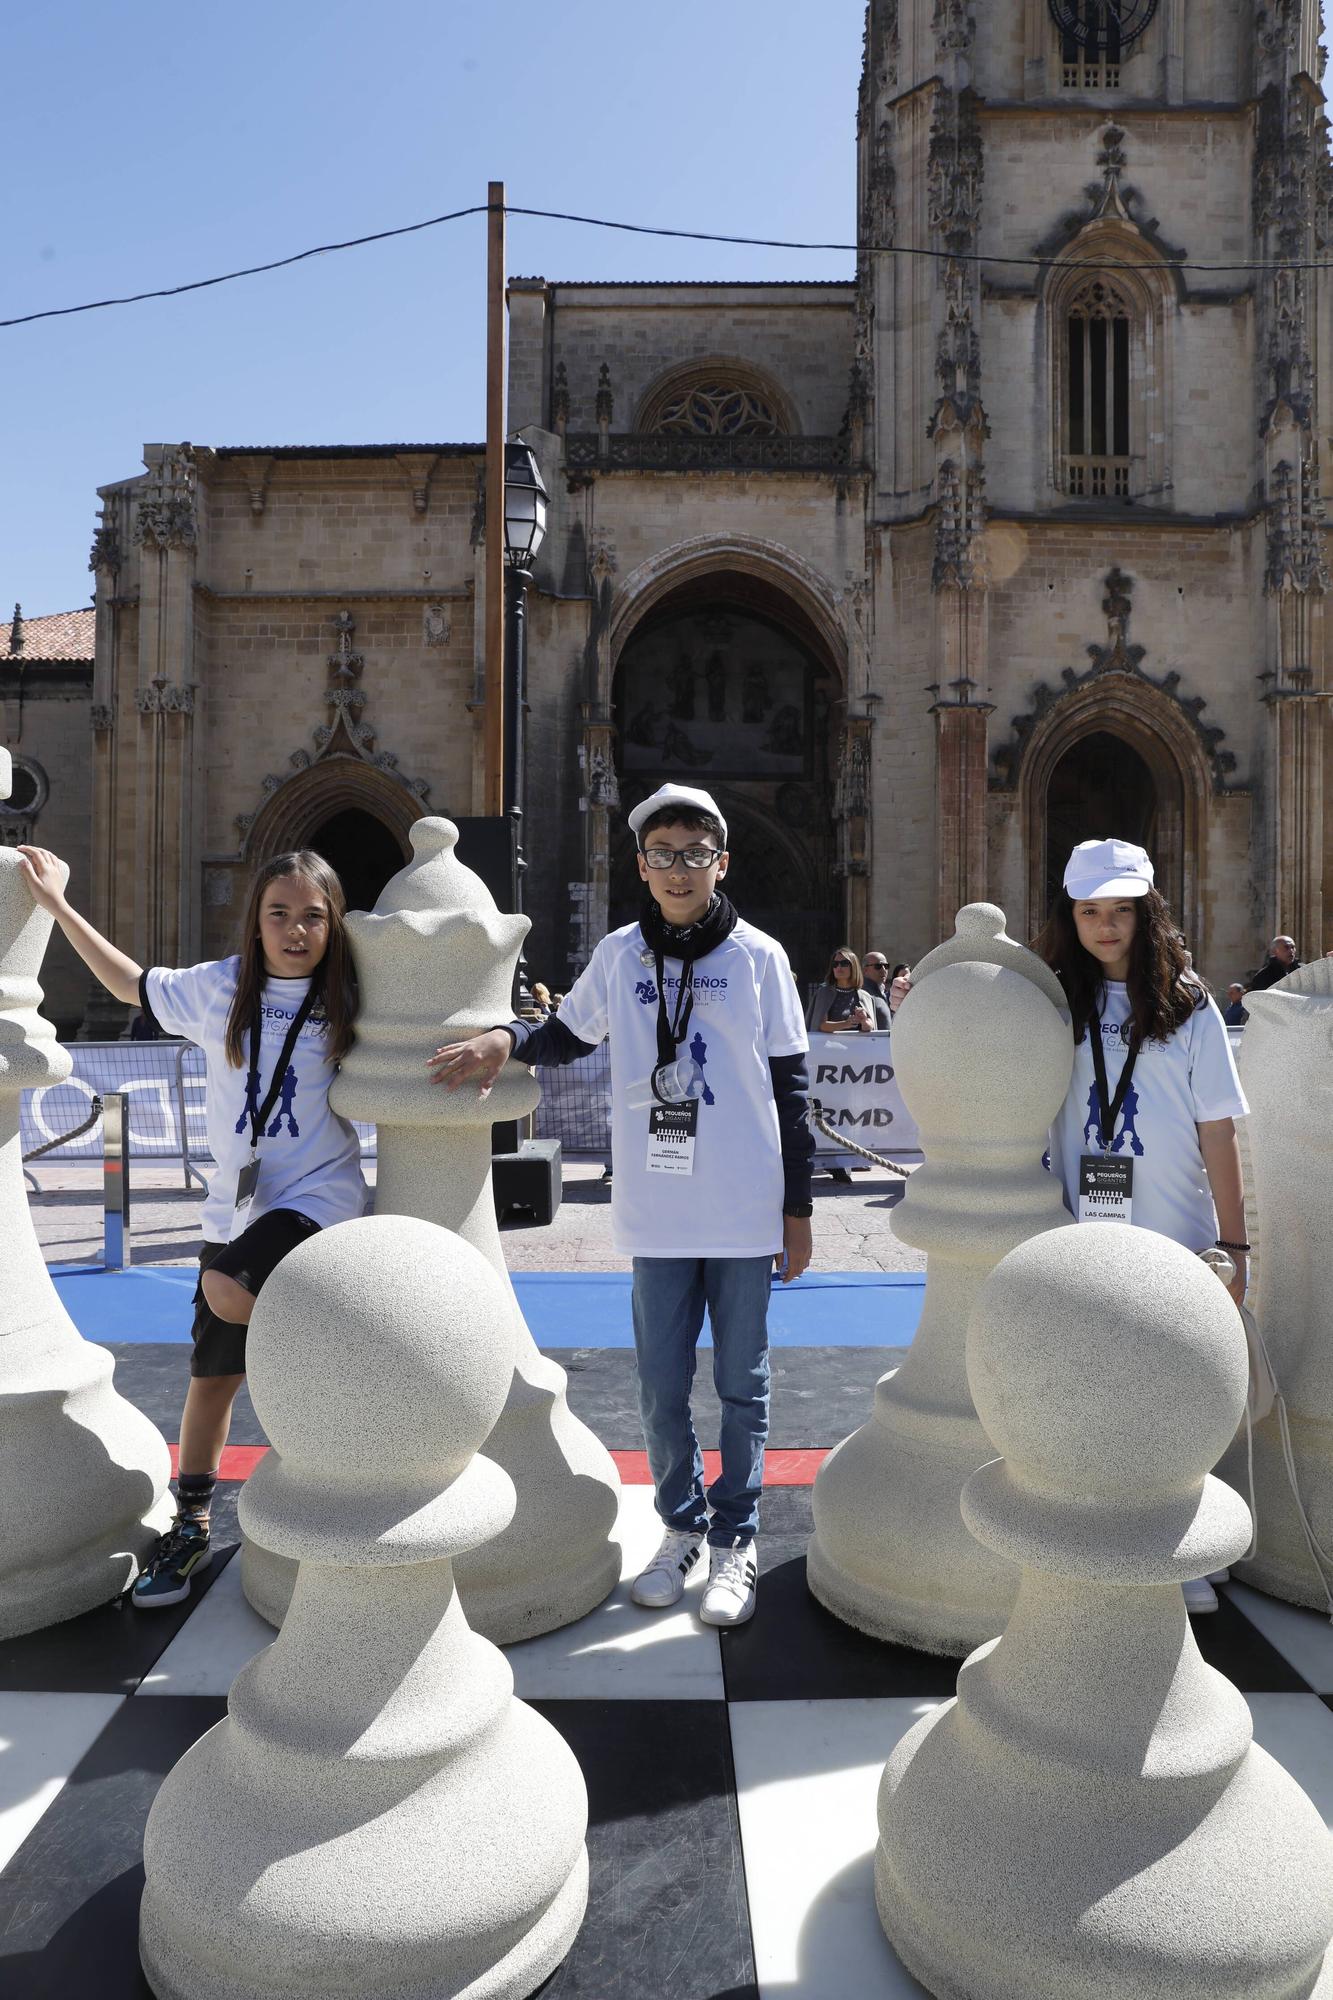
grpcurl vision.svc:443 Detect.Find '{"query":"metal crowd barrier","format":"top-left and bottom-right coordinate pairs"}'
top-left (20, 1039), bottom-right (606, 1179)
top-left (19, 1040), bottom-right (376, 1190)
top-left (533, 1044), bottom-right (612, 1154)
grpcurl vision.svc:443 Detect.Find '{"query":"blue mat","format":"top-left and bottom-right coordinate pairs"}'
top-left (49, 1264), bottom-right (924, 1350)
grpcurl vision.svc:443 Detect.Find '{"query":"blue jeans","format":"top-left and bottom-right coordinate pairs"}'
top-left (630, 1256), bottom-right (773, 1547)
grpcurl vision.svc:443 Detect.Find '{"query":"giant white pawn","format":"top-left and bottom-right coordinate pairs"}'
top-left (140, 1213), bottom-right (589, 2000)
top-left (0, 748), bottom-right (172, 1636)
top-left (242, 816), bottom-right (621, 1643)
top-left (1222, 956), bottom-right (1333, 1608)
top-left (878, 1224), bottom-right (1333, 2000)
top-left (807, 905), bottom-right (1073, 1654)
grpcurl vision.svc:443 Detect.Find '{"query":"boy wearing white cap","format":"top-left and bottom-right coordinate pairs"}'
top-left (428, 782), bottom-right (814, 1629)
top-left (1035, 836), bottom-right (1250, 1616)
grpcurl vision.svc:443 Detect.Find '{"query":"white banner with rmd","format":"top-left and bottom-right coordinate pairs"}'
top-left (807, 1030), bottom-right (920, 1157)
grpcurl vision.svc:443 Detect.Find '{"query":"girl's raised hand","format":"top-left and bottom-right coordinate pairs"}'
top-left (15, 846), bottom-right (70, 914)
top-left (425, 1027), bottom-right (513, 1099)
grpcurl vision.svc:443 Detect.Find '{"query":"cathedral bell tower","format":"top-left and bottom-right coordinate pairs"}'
top-left (858, 0), bottom-right (1332, 961)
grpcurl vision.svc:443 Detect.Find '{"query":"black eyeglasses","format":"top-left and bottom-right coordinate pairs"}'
top-left (832, 957), bottom-right (854, 969)
top-left (641, 844), bottom-right (722, 870)
top-left (864, 959), bottom-right (886, 970)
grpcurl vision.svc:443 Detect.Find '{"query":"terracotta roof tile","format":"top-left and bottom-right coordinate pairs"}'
top-left (1, 607), bottom-right (96, 661)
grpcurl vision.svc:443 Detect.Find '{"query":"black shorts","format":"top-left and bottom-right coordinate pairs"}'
top-left (189, 1208), bottom-right (321, 1378)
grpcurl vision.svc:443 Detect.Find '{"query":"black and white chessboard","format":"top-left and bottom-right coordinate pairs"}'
top-left (6, 1341), bottom-right (1333, 2000)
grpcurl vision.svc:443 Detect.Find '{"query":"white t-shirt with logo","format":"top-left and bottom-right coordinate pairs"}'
top-left (144, 956), bottom-right (367, 1243)
top-left (556, 918), bottom-right (809, 1259)
top-left (1047, 980), bottom-right (1248, 1252)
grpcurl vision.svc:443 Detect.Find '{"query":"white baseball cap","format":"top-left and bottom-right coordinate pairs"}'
top-left (627, 785), bottom-right (728, 847)
top-left (1063, 837), bottom-right (1154, 901)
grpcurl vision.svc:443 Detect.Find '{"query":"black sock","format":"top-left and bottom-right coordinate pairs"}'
top-left (176, 1470), bottom-right (217, 1528)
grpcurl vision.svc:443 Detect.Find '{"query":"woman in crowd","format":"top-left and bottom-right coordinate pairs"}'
top-left (807, 947), bottom-right (884, 1034)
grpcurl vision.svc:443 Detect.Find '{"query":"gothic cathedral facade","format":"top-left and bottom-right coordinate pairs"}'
top-left (76, 0), bottom-right (1330, 1027)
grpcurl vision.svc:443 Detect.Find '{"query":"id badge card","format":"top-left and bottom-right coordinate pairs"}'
top-left (232, 1154), bottom-right (261, 1234)
top-left (646, 1100), bottom-right (699, 1176)
top-left (1078, 1152), bottom-right (1133, 1225)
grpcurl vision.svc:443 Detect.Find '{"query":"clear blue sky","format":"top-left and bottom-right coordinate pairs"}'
top-left (4, 0), bottom-right (864, 617)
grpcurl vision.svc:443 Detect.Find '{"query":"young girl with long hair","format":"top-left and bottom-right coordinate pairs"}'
top-left (18, 845), bottom-right (366, 1607)
top-left (1035, 837), bottom-right (1250, 1614)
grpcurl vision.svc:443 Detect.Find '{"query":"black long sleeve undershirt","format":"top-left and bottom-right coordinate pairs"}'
top-left (505, 1018), bottom-right (814, 1212)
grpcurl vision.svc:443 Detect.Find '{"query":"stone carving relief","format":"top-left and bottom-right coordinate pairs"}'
top-left (991, 569), bottom-right (1238, 791)
top-left (423, 604), bottom-right (452, 647)
top-left (932, 456), bottom-right (987, 591)
top-left (1265, 456), bottom-right (1330, 596)
top-left (234, 609), bottom-right (429, 844)
top-left (134, 681), bottom-right (195, 715)
top-left (132, 446), bottom-right (198, 554)
top-left (88, 511), bottom-right (121, 575)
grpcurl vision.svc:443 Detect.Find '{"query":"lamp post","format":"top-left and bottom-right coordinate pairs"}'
top-left (502, 437), bottom-right (549, 1014)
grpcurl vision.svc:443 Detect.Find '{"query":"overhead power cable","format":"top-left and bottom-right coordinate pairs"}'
top-left (3, 198), bottom-right (1330, 331)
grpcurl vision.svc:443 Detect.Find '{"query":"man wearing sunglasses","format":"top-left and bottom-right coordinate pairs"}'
top-left (428, 782), bottom-right (814, 1633)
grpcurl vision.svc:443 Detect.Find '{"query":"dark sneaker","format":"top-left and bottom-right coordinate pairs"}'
top-left (131, 1518), bottom-right (213, 1609)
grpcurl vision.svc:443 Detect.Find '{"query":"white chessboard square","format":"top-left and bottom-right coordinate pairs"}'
top-left (135, 1554), bottom-right (274, 1697)
top-left (729, 1696), bottom-right (945, 2000)
top-left (0, 1690), bottom-right (125, 1872)
top-left (506, 1483), bottom-right (724, 1701)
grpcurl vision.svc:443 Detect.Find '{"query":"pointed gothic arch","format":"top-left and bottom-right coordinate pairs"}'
top-left (238, 755), bottom-right (418, 870)
top-left (1020, 677), bottom-right (1210, 946)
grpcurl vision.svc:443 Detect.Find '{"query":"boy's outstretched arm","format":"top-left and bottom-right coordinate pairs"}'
top-left (772, 1051), bottom-right (814, 1283)
top-left (16, 845), bottom-right (143, 1007)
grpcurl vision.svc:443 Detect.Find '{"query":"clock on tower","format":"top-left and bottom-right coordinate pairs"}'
top-left (1047, 0), bottom-right (1160, 48)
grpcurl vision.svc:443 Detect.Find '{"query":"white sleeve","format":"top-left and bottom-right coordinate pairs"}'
top-left (1187, 996), bottom-right (1250, 1122)
top-left (142, 961), bottom-right (227, 1043)
top-left (554, 939), bottom-right (612, 1047)
top-left (761, 943), bottom-right (810, 1060)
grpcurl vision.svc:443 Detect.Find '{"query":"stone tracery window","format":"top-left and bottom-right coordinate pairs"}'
top-left (652, 384), bottom-right (782, 437)
top-left (1064, 276), bottom-right (1133, 497)
top-left (636, 364), bottom-right (793, 438)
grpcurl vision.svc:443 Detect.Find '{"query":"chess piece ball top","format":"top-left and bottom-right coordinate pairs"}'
top-left (967, 1224), bottom-right (1249, 1500)
top-left (891, 960), bottom-right (1074, 1136)
top-left (247, 1213), bottom-right (514, 1481)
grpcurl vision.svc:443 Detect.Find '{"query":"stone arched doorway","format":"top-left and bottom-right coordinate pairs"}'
top-left (1024, 699), bottom-right (1198, 942)
top-left (1042, 729), bottom-right (1178, 914)
top-left (610, 569), bottom-right (843, 983)
top-left (308, 807), bottom-right (407, 912)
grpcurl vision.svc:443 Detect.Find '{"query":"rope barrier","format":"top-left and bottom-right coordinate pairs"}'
top-left (22, 1094), bottom-right (103, 1162)
top-left (809, 1102), bottom-right (919, 1179)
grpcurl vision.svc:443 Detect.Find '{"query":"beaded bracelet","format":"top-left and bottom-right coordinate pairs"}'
top-left (1216, 1239), bottom-right (1251, 1254)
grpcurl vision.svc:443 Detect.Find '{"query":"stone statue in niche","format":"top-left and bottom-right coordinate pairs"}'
top-left (763, 705), bottom-right (804, 757)
top-left (627, 698), bottom-right (666, 750)
top-left (660, 722), bottom-right (714, 769)
top-left (705, 652), bottom-right (727, 723)
top-left (669, 655), bottom-right (696, 721)
top-left (742, 664), bottom-right (773, 725)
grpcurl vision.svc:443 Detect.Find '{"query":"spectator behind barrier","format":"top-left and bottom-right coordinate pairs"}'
top-left (1247, 935), bottom-right (1301, 993)
top-left (1222, 982), bottom-right (1249, 1027)
top-left (808, 947), bottom-right (886, 1032)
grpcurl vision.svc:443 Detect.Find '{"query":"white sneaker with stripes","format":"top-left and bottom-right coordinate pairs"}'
top-left (631, 1528), bottom-right (705, 1609)
top-left (701, 1539), bottom-right (759, 1628)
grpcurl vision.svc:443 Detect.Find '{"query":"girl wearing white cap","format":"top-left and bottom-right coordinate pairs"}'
top-left (1036, 837), bottom-right (1250, 1617)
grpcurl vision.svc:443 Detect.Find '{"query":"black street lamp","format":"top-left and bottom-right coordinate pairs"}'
top-left (502, 437), bottom-right (549, 1014)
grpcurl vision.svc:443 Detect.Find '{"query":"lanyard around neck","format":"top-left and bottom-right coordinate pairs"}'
top-left (245, 983), bottom-right (319, 1151)
top-left (1088, 1008), bottom-right (1141, 1153)
top-left (653, 947), bottom-right (695, 1072)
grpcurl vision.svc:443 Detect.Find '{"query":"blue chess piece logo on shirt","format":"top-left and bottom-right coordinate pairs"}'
top-left (688, 1030), bottom-right (716, 1106)
top-left (235, 1068), bottom-right (263, 1137)
top-left (267, 1064), bottom-right (300, 1138)
top-left (1081, 1080), bottom-right (1144, 1157)
top-left (635, 979), bottom-right (658, 1006)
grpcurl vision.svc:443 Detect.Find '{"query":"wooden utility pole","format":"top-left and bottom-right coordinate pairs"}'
top-left (483, 179), bottom-right (507, 817)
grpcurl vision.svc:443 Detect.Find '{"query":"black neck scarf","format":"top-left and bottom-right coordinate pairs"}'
top-left (638, 889), bottom-right (740, 1071)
